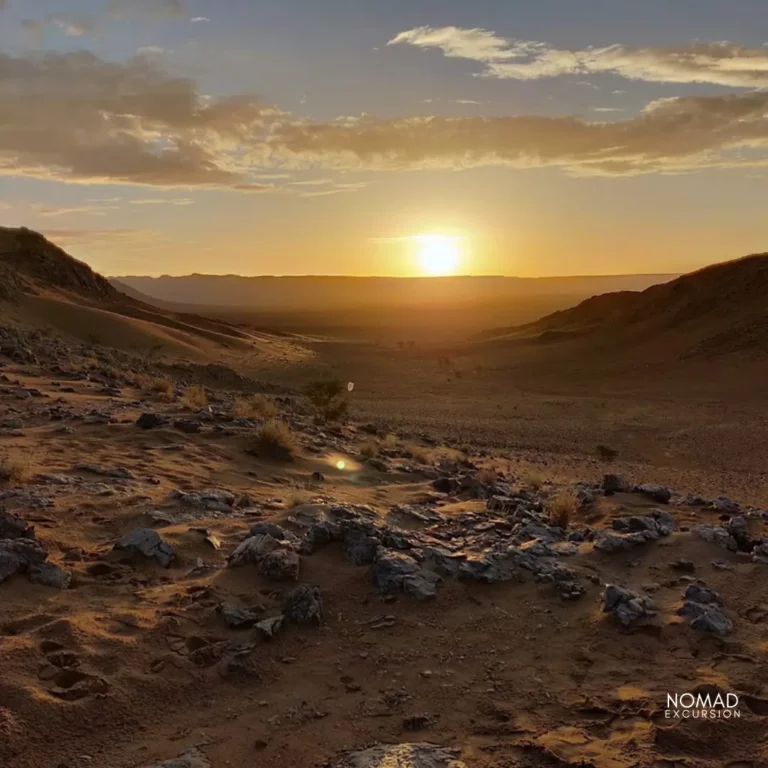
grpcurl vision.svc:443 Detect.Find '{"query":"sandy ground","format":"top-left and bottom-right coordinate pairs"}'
top-left (2, 355), bottom-right (768, 768)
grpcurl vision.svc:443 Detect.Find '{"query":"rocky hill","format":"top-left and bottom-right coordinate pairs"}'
top-left (483, 252), bottom-right (768, 359)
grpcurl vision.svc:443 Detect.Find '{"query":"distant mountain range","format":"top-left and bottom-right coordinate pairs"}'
top-left (113, 273), bottom-right (677, 311)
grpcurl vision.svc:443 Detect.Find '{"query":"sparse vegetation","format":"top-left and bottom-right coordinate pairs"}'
top-left (547, 489), bottom-right (578, 529)
top-left (410, 445), bottom-right (433, 465)
top-left (233, 393), bottom-right (277, 420)
top-left (382, 433), bottom-right (399, 450)
top-left (304, 378), bottom-right (349, 423)
top-left (476, 467), bottom-right (497, 485)
top-left (0, 452), bottom-right (33, 485)
top-left (253, 419), bottom-right (298, 462)
top-left (523, 468), bottom-right (546, 491)
top-left (150, 377), bottom-right (175, 401)
top-left (360, 439), bottom-right (380, 459)
top-left (286, 489), bottom-right (311, 507)
top-left (597, 444), bottom-right (619, 461)
top-left (180, 384), bottom-right (208, 410)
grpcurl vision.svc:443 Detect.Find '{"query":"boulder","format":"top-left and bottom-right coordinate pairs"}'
top-left (603, 473), bottom-right (630, 494)
top-left (695, 525), bottom-right (737, 552)
top-left (136, 413), bottom-right (167, 430)
top-left (373, 552), bottom-right (440, 601)
top-left (28, 562), bottom-right (72, 589)
top-left (114, 528), bottom-right (175, 567)
top-left (258, 548), bottom-right (300, 581)
top-left (283, 585), bottom-right (323, 626)
top-left (602, 584), bottom-right (657, 627)
top-left (633, 484), bottom-right (672, 504)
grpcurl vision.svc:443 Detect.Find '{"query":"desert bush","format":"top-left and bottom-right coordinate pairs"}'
top-left (596, 444), bottom-right (619, 461)
top-left (0, 452), bottom-right (33, 485)
top-left (382, 433), bottom-right (399, 450)
top-left (476, 467), bottom-right (497, 485)
top-left (523, 469), bottom-right (546, 491)
top-left (304, 378), bottom-right (349, 423)
top-left (253, 419), bottom-right (298, 462)
top-left (233, 393), bottom-right (277, 420)
top-left (547, 489), bottom-right (578, 529)
top-left (181, 384), bottom-right (208, 410)
top-left (360, 440), bottom-right (380, 459)
top-left (150, 377), bottom-right (175, 401)
top-left (286, 489), bottom-right (310, 508)
top-left (410, 445), bottom-right (433, 465)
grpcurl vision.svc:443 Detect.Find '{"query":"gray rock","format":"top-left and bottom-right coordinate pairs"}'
top-left (332, 743), bottom-right (466, 768)
top-left (75, 463), bottom-right (136, 480)
top-left (594, 530), bottom-right (656, 553)
top-left (255, 615), bottom-right (284, 638)
top-left (258, 548), bottom-right (300, 581)
top-left (603, 473), bottom-right (630, 494)
top-left (249, 521), bottom-right (297, 541)
top-left (142, 748), bottom-right (211, 768)
top-left (458, 555), bottom-right (516, 584)
top-left (678, 601), bottom-right (733, 635)
top-left (727, 515), bottom-right (751, 549)
top-left (714, 497), bottom-right (740, 515)
top-left (752, 541), bottom-right (768, 564)
top-left (373, 552), bottom-right (440, 600)
top-left (343, 530), bottom-right (382, 565)
top-left (684, 583), bottom-right (722, 605)
top-left (114, 528), bottom-right (175, 567)
top-left (283, 585), bottom-right (323, 626)
top-left (228, 534), bottom-right (281, 566)
top-left (695, 524), bottom-right (737, 552)
top-left (28, 562), bottom-right (72, 589)
top-left (0, 510), bottom-right (34, 540)
top-left (217, 602), bottom-right (262, 628)
top-left (633, 484), bottom-right (672, 504)
top-left (136, 412), bottom-right (168, 430)
top-left (0, 538), bottom-right (48, 583)
top-left (174, 420), bottom-right (202, 434)
top-left (602, 584), bottom-right (657, 627)
top-left (612, 510), bottom-right (675, 537)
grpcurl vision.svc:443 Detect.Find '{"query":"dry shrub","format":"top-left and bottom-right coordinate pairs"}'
top-left (181, 384), bottom-right (208, 410)
top-left (151, 377), bottom-right (175, 401)
top-left (304, 378), bottom-right (349, 423)
top-left (233, 393), bottom-right (277, 420)
top-left (286, 489), bottom-right (311, 508)
top-left (360, 440), bottom-right (380, 459)
top-left (410, 445), bottom-right (433, 465)
top-left (476, 467), bottom-right (497, 485)
top-left (0, 452), bottom-right (33, 485)
top-left (523, 469), bottom-right (546, 491)
top-left (254, 419), bottom-right (298, 462)
top-left (547, 489), bottom-right (578, 529)
top-left (382, 434), bottom-right (399, 450)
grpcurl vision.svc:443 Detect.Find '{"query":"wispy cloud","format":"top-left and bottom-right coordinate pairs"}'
top-left (389, 26), bottom-right (768, 88)
top-left (32, 204), bottom-right (114, 217)
top-left (1, 49), bottom-right (767, 187)
top-left (128, 197), bottom-right (193, 205)
top-left (22, 15), bottom-right (96, 37)
top-left (190, 16), bottom-right (210, 23)
top-left (108, 0), bottom-right (185, 21)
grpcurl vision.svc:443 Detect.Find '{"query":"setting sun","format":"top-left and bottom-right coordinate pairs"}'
top-left (415, 235), bottom-right (462, 276)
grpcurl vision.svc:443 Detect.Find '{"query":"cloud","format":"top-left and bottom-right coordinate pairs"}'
top-left (0, 50), bottom-right (278, 190)
top-left (128, 197), bottom-right (193, 205)
top-left (40, 228), bottom-right (162, 248)
top-left (32, 204), bottom-right (114, 217)
top-left (22, 15), bottom-right (96, 37)
top-left (270, 92), bottom-right (768, 176)
top-left (190, 17), bottom-right (210, 23)
top-left (108, 0), bottom-right (185, 21)
top-left (388, 26), bottom-right (768, 88)
top-left (1, 49), bottom-right (767, 187)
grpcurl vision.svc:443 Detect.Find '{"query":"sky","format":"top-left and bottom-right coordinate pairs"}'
top-left (0, 0), bottom-right (766, 278)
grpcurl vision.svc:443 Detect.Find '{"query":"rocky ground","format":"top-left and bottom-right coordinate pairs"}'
top-left (1, 326), bottom-right (768, 768)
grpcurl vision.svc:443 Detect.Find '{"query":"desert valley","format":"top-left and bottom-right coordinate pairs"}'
top-left (2, 226), bottom-right (768, 768)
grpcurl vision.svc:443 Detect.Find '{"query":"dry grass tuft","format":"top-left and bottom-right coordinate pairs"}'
top-left (410, 445), bottom-right (433, 465)
top-left (286, 489), bottom-right (311, 508)
top-left (547, 489), bottom-right (578, 529)
top-left (253, 419), bottom-right (298, 462)
top-left (0, 452), bottom-right (33, 485)
top-left (382, 434), bottom-right (399, 450)
top-left (360, 439), bottom-right (380, 459)
top-left (150, 377), bottom-right (175, 401)
top-left (180, 384), bottom-right (208, 410)
top-left (476, 467), bottom-right (497, 485)
top-left (522, 469), bottom-right (546, 491)
top-left (233, 393), bottom-right (277, 420)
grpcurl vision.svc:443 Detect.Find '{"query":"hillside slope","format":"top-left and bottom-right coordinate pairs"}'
top-left (0, 227), bottom-right (305, 363)
top-left (482, 252), bottom-right (768, 359)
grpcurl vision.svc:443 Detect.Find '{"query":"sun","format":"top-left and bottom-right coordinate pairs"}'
top-left (415, 235), bottom-right (462, 276)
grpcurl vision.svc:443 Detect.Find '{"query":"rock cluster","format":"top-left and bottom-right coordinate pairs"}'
top-left (678, 582), bottom-right (733, 635)
top-left (602, 585), bottom-right (657, 627)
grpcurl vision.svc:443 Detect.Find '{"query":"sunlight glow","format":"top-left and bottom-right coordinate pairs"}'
top-left (415, 235), bottom-right (462, 276)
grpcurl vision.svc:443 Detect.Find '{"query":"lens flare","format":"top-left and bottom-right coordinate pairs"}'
top-left (336, 460), bottom-right (346, 470)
